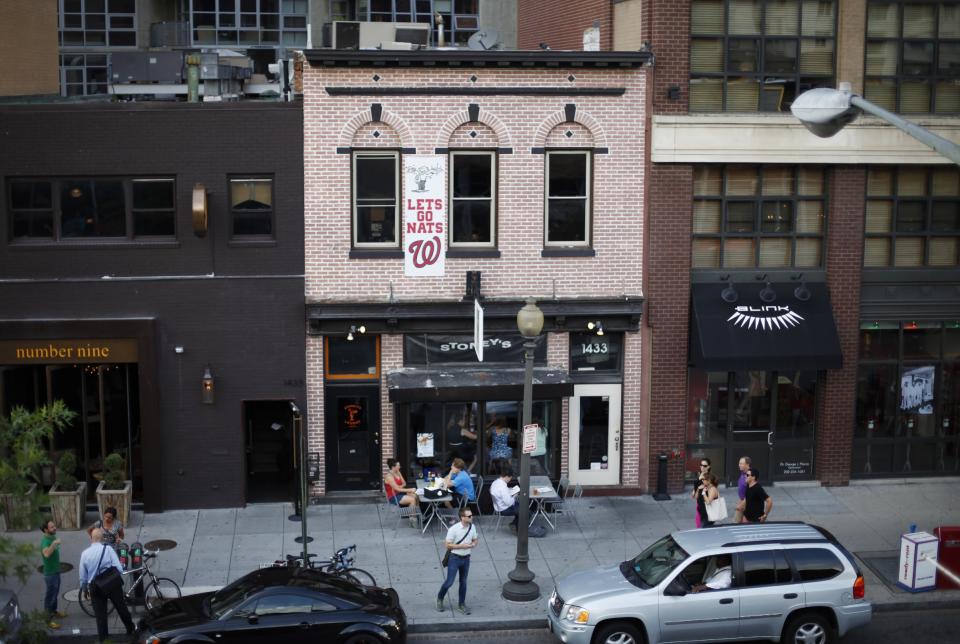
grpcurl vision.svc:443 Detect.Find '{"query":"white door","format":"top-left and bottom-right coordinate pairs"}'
top-left (568, 384), bottom-right (621, 485)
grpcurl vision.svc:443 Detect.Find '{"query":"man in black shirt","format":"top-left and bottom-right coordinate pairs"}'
top-left (739, 468), bottom-right (773, 523)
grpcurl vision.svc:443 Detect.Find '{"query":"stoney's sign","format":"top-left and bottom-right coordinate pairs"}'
top-left (403, 154), bottom-right (446, 277)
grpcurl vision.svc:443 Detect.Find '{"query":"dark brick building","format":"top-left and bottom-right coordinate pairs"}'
top-left (0, 102), bottom-right (306, 511)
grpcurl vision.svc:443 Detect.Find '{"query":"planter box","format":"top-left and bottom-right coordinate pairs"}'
top-left (49, 482), bottom-right (88, 530)
top-left (96, 480), bottom-right (132, 528)
top-left (0, 484), bottom-right (38, 531)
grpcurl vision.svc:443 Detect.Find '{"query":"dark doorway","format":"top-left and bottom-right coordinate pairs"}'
top-left (324, 384), bottom-right (381, 491)
top-left (244, 400), bottom-right (297, 503)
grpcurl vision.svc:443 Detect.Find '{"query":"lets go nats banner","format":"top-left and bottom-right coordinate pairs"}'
top-left (403, 155), bottom-right (446, 277)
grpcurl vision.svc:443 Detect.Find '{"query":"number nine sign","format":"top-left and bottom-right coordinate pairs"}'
top-left (403, 155), bottom-right (446, 277)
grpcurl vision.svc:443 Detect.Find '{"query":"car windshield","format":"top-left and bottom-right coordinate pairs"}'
top-left (623, 535), bottom-right (689, 588)
top-left (207, 577), bottom-right (263, 619)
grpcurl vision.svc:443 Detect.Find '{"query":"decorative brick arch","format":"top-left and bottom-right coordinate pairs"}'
top-left (435, 105), bottom-right (512, 150)
top-left (533, 107), bottom-right (607, 149)
top-left (338, 105), bottom-right (413, 149)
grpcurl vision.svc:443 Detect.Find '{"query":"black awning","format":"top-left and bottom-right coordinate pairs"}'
top-left (689, 282), bottom-right (842, 371)
top-left (387, 367), bottom-right (574, 403)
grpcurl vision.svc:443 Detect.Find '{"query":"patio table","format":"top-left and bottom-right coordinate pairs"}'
top-left (529, 475), bottom-right (560, 530)
top-left (416, 479), bottom-right (453, 535)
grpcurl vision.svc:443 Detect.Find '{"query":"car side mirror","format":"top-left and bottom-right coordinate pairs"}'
top-left (664, 579), bottom-right (688, 597)
top-left (247, 614), bottom-right (259, 625)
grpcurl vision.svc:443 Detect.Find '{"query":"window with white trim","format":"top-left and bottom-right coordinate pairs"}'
top-left (545, 151), bottom-right (591, 247)
top-left (449, 151), bottom-right (495, 248)
top-left (353, 151), bottom-right (399, 248)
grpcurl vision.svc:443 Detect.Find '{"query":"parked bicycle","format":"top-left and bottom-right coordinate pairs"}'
top-left (78, 548), bottom-right (182, 616)
top-left (274, 544), bottom-right (377, 587)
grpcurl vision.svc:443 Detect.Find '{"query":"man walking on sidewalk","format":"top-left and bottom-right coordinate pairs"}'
top-left (79, 528), bottom-right (135, 643)
top-left (739, 468), bottom-right (773, 523)
top-left (437, 507), bottom-right (477, 615)
top-left (40, 519), bottom-right (67, 630)
top-left (732, 456), bottom-right (751, 524)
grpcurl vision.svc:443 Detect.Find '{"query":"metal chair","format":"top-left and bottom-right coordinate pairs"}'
top-left (435, 490), bottom-right (467, 528)
top-left (467, 474), bottom-right (484, 518)
top-left (547, 477), bottom-right (569, 527)
top-left (384, 487), bottom-right (424, 534)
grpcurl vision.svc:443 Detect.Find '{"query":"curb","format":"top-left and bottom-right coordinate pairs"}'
top-left (410, 618), bottom-right (545, 633)
top-left (873, 598), bottom-right (960, 613)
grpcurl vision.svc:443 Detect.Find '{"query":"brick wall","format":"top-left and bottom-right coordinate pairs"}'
top-left (645, 163), bottom-right (693, 493)
top-left (517, 0), bottom-right (612, 51)
top-left (817, 167), bottom-right (865, 486)
top-left (0, 1), bottom-right (58, 96)
top-left (303, 62), bottom-right (648, 493)
top-left (649, 0), bottom-right (690, 114)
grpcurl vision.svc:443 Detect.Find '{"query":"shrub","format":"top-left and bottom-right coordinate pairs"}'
top-left (55, 450), bottom-right (79, 491)
top-left (102, 453), bottom-right (127, 490)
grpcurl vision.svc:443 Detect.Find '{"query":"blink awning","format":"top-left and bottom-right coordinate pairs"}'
top-left (689, 282), bottom-right (842, 371)
top-left (387, 367), bottom-right (574, 403)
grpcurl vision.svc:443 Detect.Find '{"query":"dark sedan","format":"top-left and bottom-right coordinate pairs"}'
top-left (135, 567), bottom-right (406, 644)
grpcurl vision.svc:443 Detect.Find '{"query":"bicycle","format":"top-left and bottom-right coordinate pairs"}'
top-left (274, 544), bottom-right (377, 587)
top-left (78, 549), bottom-right (182, 616)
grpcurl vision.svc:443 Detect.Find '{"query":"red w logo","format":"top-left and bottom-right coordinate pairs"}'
top-left (408, 236), bottom-right (442, 268)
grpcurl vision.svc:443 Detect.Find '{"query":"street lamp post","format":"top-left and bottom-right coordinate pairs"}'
top-left (502, 298), bottom-right (543, 603)
top-left (289, 402), bottom-right (310, 565)
top-left (791, 84), bottom-right (960, 166)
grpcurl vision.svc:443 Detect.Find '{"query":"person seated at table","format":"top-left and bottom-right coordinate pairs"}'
top-left (490, 466), bottom-right (521, 530)
top-left (384, 458), bottom-right (420, 509)
top-left (442, 458), bottom-right (476, 508)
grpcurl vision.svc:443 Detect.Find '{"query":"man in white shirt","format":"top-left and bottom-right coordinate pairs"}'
top-left (436, 507), bottom-right (478, 615)
top-left (692, 555), bottom-right (732, 592)
top-left (489, 470), bottom-right (520, 529)
top-left (78, 528), bottom-right (135, 642)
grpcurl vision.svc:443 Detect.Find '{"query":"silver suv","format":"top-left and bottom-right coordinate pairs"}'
top-left (547, 523), bottom-right (871, 644)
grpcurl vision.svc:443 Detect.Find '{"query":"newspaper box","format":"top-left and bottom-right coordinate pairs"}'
top-left (897, 531), bottom-right (938, 592)
top-left (933, 526), bottom-right (960, 590)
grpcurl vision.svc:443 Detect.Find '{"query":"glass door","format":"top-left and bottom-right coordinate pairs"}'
top-left (730, 371), bottom-right (773, 484)
top-left (568, 384), bottom-right (622, 485)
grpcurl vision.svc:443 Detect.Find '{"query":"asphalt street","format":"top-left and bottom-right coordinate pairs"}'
top-left (45, 608), bottom-right (960, 644)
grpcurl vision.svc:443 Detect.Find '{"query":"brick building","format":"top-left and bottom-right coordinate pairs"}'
top-left (522, 0), bottom-right (960, 492)
top-left (301, 49), bottom-right (652, 498)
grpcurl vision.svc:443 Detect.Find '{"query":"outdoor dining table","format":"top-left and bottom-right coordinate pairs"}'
top-left (529, 475), bottom-right (561, 530)
top-left (415, 479), bottom-right (453, 535)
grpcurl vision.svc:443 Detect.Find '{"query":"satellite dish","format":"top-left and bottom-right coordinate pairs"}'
top-left (467, 29), bottom-right (500, 50)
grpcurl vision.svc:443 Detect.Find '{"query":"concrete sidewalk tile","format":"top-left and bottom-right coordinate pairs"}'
top-left (492, 557), bottom-right (552, 585)
top-left (390, 562), bottom-right (446, 586)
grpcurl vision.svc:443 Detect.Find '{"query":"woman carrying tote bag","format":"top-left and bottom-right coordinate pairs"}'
top-left (698, 473), bottom-right (725, 527)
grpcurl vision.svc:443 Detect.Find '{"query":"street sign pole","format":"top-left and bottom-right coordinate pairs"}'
top-left (474, 299), bottom-right (484, 362)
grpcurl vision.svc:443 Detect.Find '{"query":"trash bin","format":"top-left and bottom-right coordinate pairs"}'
top-left (934, 526), bottom-right (960, 590)
top-left (897, 531), bottom-right (938, 592)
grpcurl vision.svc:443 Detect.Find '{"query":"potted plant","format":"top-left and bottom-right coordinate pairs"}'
top-left (48, 450), bottom-right (86, 530)
top-left (96, 452), bottom-right (132, 527)
top-left (0, 402), bottom-right (75, 531)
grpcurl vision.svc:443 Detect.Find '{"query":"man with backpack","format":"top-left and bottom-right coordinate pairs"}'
top-left (78, 528), bottom-right (135, 643)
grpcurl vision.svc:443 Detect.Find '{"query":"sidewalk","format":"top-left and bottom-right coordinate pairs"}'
top-left (7, 479), bottom-right (960, 637)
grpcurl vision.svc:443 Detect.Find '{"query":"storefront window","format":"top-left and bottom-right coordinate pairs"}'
top-left (403, 399), bottom-right (559, 481)
top-left (854, 320), bottom-right (960, 476)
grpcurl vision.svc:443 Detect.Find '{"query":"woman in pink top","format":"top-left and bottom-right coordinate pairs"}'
top-left (384, 458), bottom-right (419, 508)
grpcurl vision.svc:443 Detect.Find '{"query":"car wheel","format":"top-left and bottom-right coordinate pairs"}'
top-left (594, 621), bottom-right (645, 644)
top-left (342, 633), bottom-right (385, 644)
top-left (781, 612), bottom-right (835, 644)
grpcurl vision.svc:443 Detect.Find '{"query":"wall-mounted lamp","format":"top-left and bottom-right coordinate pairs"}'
top-left (791, 273), bottom-right (811, 301)
top-left (346, 324), bottom-right (366, 341)
top-left (587, 321), bottom-right (604, 336)
top-left (201, 365), bottom-right (215, 404)
top-left (174, 346), bottom-right (184, 354)
top-left (720, 275), bottom-right (738, 303)
top-left (759, 281), bottom-right (777, 303)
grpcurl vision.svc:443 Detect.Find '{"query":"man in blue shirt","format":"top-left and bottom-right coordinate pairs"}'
top-left (443, 457), bottom-right (475, 506)
top-left (78, 528), bottom-right (135, 643)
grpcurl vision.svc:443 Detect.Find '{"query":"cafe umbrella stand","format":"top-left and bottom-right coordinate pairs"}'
top-left (502, 299), bottom-right (543, 602)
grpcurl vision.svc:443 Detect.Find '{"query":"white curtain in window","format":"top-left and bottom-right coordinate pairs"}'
top-left (723, 238), bottom-right (756, 267)
top-left (691, 0), bottom-right (725, 34)
top-left (726, 166), bottom-right (758, 195)
top-left (864, 237), bottom-right (891, 266)
top-left (866, 200), bottom-right (894, 234)
top-left (800, 38), bottom-right (834, 74)
top-left (729, 0), bottom-right (762, 35)
top-left (801, 0), bottom-right (835, 37)
top-left (894, 237), bottom-right (925, 266)
top-left (796, 201), bottom-right (824, 234)
top-left (797, 167), bottom-right (824, 195)
top-left (941, 4), bottom-right (960, 38)
top-left (694, 166), bottom-right (723, 195)
top-left (795, 238), bottom-right (821, 267)
top-left (726, 78), bottom-right (760, 111)
top-left (903, 4), bottom-right (935, 38)
top-left (690, 78), bottom-right (724, 111)
top-left (866, 41), bottom-right (898, 75)
top-left (691, 38), bottom-right (724, 73)
top-left (932, 168), bottom-right (960, 196)
top-left (868, 168), bottom-right (894, 196)
top-left (761, 167), bottom-right (794, 195)
top-left (692, 238), bottom-right (721, 268)
top-left (864, 79), bottom-right (897, 111)
top-left (929, 237), bottom-right (958, 266)
top-left (766, 0), bottom-right (799, 36)
top-left (867, 2), bottom-right (898, 37)
top-left (935, 81), bottom-right (960, 114)
top-left (693, 200), bottom-right (722, 233)
top-left (759, 238), bottom-right (791, 267)
top-left (897, 168), bottom-right (927, 196)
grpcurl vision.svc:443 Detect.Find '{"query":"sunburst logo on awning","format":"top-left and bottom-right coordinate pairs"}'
top-left (727, 305), bottom-right (804, 331)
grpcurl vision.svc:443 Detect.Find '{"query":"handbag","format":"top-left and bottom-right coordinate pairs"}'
top-left (441, 526), bottom-right (473, 567)
top-left (705, 495), bottom-right (728, 522)
top-left (92, 545), bottom-right (123, 595)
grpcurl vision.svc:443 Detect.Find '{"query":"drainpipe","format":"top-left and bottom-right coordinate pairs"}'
top-left (185, 54), bottom-right (200, 103)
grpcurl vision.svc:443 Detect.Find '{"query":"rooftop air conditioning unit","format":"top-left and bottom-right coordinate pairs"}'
top-left (331, 21), bottom-right (430, 49)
